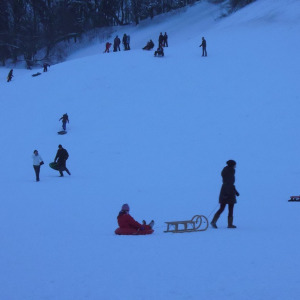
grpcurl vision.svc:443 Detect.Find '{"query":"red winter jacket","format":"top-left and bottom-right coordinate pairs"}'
top-left (117, 213), bottom-right (142, 229)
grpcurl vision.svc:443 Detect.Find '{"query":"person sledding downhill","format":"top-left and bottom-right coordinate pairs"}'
top-left (154, 46), bottom-right (164, 57)
top-left (211, 160), bottom-right (239, 229)
top-left (54, 144), bottom-right (71, 177)
top-left (115, 204), bottom-right (154, 235)
top-left (59, 113), bottom-right (69, 131)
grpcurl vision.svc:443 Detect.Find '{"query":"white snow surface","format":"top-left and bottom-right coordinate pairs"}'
top-left (1, 0), bottom-right (300, 299)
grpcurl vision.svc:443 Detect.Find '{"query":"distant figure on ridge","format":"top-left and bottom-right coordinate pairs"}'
top-left (143, 40), bottom-right (154, 50)
top-left (211, 160), bottom-right (239, 229)
top-left (59, 113), bottom-right (69, 131)
top-left (32, 149), bottom-right (44, 182)
top-left (7, 69), bottom-right (13, 82)
top-left (113, 35), bottom-right (121, 52)
top-left (43, 63), bottom-right (50, 72)
top-left (163, 32), bottom-right (168, 47)
top-left (54, 144), bottom-right (71, 177)
top-left (199, 37), bottom-right (207, 56)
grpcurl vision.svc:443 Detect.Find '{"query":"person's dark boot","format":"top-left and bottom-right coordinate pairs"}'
top-left (211, 212), bottom-right (220, 229)
top-left (228, 217), bottom-right (237, 228)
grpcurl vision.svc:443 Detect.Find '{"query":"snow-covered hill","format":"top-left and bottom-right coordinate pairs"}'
top-left (1, 0), bottom-right (300, 299)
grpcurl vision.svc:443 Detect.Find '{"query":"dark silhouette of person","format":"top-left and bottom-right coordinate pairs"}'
top-left (143, 40), bottom-right (154, 50)
top-left (54, 144), bottom-right (71, 177)
top-left (211, 160), bottom-right (239, 229)
top-left (154, 46), bottom-right (164, 57)
top-left (199, 37), bottom-right (207, 56)
top-left (43, 63), bottom-right (50, 72)
top-left (163, 32), bottom-right (168, 47)
top-left (7, 69), bottom-right (13, 82)
top-left (122, 34), bottom-right (128, 50)
top-left (113, 36), bottom-right (121, 52)
top-left (104, 42), bottom-right (112, 53)
top-left (158, 32), bottom-right (164, 47)
top-left (126, 35), bottom-right (130, 50)
top-left (59, 113), bottom-right (69, 131)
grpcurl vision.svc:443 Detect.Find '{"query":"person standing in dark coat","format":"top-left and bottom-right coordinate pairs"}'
top-left (54, 144), bottom-right (71, 177)
top-left (211, 160), bottom-right (239, 229)
top-left (32, 150), bottom-right (44, 182)
top-left (122, 34), bottom-right (128, 50)
top-left (43, 63), bottom-right (50, 72)
top-left (113, 36), bottom-right (121, 52)
top-left (199, 37), bottom-right (207, 56)
top-left (163, 32), bottom-right (168, 47)
top-left (158, 32), bottom-right (164, 47)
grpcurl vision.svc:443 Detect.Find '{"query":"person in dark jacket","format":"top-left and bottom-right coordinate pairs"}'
top-left (143, 40), bottom-right (154, 50)
top-left (7, 69), bottom-right (13, 82)
top-left (126, 35), bottom-right (130, 50)
top-left (154, 46), bottom-right (164, 57)
top-left (117, 204), bottom-right (154, 231)
top-left (211, 160), bottom-right (239, 229)
top-left (32, 150), bottom-right (44, 182)
top-left (59, 113), bottom-right (69, 131)
top-left (199, 37), bottom-right (207, 56)
top-left (158, 32), bottom-right (164, 47)
top-left (54, 144), bottom-right (71, 177)
top-left (163, 32), bottom-right (168, 47)
top-left (43, 63), bottom-right (50, 72)
top-left (122, 34), bottom-right (128, 50)
top-left (113, 36), bottom-right (121, 52)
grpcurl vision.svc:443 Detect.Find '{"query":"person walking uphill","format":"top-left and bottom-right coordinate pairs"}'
top-left (211, 160), bottom-right (239, 229)
top-left (199, 37), bottom-right (207, 56)
top-left (32, 150), bottom-right (44, 182)
top-left (54, 145), bottom-right (71, 177)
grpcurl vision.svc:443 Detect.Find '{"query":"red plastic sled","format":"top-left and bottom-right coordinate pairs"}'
top-left (115, 227), bottom-right (154, 235)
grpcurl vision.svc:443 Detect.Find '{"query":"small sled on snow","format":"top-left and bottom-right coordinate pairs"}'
top-left (49, 162), bottom-right (59, 170)
top-left (32, 72), bottom-right (41, 77)
top-left (288, 196), bottom-right (300, 202)
top-left (57, 130), bottom-right (67, 135)
top-left (164, 215), bottom-right (208, 233)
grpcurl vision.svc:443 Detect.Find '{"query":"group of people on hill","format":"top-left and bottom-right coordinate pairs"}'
top-left (32, 114), bottom-right (71, 181)
top-left (104, 33), bottom-right (131, 53)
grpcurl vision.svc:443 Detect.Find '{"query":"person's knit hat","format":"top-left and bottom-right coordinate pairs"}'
top-left (121, 204), bottom-right (130, 211)
top-left (226, 160), bottom-right (236, 167)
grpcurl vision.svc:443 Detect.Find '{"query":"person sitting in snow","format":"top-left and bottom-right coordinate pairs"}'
top-left (154, 46), bottom-right (164, 57)
top-left (117, 204), bottom-right (154, 232)
top-left (143, 40), bottom-right (154, 50)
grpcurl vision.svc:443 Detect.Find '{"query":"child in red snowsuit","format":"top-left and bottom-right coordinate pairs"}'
top-left (104, 42), bottom-right (112, 53)
top-left (115, 204), bottom-right (154, 235)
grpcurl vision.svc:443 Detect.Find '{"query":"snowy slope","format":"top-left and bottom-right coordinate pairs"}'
top-left (1, 0), bottom-right (300, 299)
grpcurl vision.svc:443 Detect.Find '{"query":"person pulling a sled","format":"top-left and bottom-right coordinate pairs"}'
top-left (115, 204), bottom-right (154, 235)
top-left (211, 160), bottom-right (239, 229)
top-left (59, 113), bottom-right (69, 131)
top-left (54, 144), bottom-right (71, 177)
top-left (154, 46), bottom-right (164, 57)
